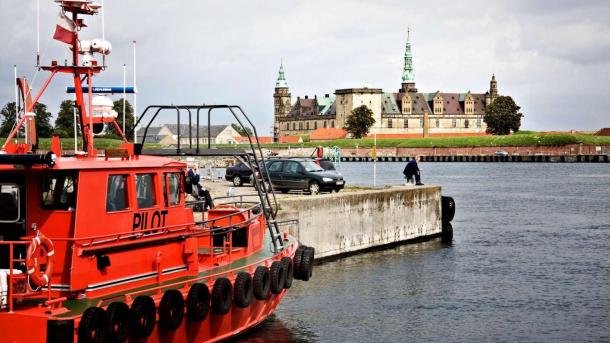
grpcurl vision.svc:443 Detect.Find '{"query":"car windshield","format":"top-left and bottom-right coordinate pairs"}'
top-left (302, 161), bottom-right (324, 172)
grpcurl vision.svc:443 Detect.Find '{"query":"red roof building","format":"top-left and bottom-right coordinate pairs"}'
top-left (234, 136), bottom-right (274, 144)
top-left (279, 136), bottom-right (303, 144)
top-left (310, 128), bottom-right (348, 141)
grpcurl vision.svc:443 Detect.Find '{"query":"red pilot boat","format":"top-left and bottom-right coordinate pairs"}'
top-left (0, 1), bottom-right (314, 342)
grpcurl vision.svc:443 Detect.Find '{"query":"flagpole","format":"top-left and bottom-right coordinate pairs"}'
top-left (122, 64), bottom-right (126, 134)
top-left (36, 0), bottom-right (40, 66)
top-left (101, 0), bottom-right (106, 67)
top-left (14, 65), bottom-right (18, 126)
top-left (74, 103), bottom-right (77, 154)
top-left (133, 40), bottom-right (137, 143)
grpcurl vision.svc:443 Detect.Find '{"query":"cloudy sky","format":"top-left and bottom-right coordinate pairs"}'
top-left (1, 0), bottom-right (609, 134)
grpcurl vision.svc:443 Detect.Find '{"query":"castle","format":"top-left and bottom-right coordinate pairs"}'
top-left (273, 32), bottom-right (500, 141)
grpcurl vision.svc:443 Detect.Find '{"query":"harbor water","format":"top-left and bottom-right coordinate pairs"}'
top-left (235, 162), bottom-right (610, 342)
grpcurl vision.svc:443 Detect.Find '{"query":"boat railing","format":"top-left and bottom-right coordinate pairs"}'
top-left (50, 202), bottom-right (263, 255)
top-left (130, 104), bottom-right (284, 253)
top-left (0, 240), bottom-right (51, 312)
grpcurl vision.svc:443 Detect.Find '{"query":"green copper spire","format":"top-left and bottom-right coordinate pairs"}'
top-left (402, 28), bottom-right (415, 82)
top-left (276, 61), bottom-right (288, 88)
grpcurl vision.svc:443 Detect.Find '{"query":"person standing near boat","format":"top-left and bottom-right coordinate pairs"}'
top-left (403, 157), bottom-right (424, 186)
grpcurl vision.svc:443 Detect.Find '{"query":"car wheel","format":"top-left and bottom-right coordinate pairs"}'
top-left (233, 175), bottom-right (243, 187)
top-left (279, 189), bottom-right (289, 194)
top-left (334, 188), bottom-right (341, 193)
top-left (308, 181), bottom-right (320, 195)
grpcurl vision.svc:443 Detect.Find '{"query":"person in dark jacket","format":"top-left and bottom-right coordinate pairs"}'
top-left (188, 164), bottom-right (214, 210)
top-left (403, 158), bottom-right (424, 186)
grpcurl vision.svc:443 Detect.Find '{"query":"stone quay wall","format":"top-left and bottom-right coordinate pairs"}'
top-left (276, 185), bottom-right (442, 259)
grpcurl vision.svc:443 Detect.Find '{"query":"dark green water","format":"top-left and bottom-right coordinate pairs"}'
top-left (234, 163), bottom-right (610, 342)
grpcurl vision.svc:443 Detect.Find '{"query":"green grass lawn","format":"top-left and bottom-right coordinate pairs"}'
top-left (2, 133), bottom-right (609, 151)
top-left (229, 133), bottom-right (610, 149)
top-left (0, 137), bottom-right (124, 150)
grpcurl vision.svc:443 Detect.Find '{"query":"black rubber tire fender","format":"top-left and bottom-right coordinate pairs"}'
top-left (106, 302), bottom-right (129, 343)
top-left (186, 283), bottom-right (210, 322)
top-left (441, 196), bottom-right (456, 222)
top-left (78, 306), bottom-right (109, 343)
top-left (129, 295), bottom-right (156, 338)
top-left (253, 265), bottom-right (271, 300)
top-left (269, 261), bottom-right (286, 294)
top-left (159, 289), bottom-right (185, 330)
top-left (300, 247), bottom-right (315, 282)
top-left (233, 272), bottom-right (254, 308)
top-left (281, 257), bottom-right (294, 289)
top-left (211, 277), bottom-right (232, 315)
top-left (292, 245), bottom-right (307, 280)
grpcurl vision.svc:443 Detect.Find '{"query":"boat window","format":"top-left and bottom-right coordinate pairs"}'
top-left (136, 174), bottom-right (156, 208)
top-left (41, 173), bottom-right (77, 210)
top-left (0, 184), bottom-right (19, 222)
top-left (163, 173), bottom-right (181, 206)
top-left (106, 175), bottom-right (129, 212)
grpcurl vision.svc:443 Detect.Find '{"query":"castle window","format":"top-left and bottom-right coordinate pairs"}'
top-left (324, 121), bottom-right (327, 128)
top-left (306, 122), bottom-right (309, 130)
top-left (331, 121), bottom-right (335, 128)
top-left (404, 119), bottom-right (408, 128)
top-left (314, 122), bottom-right (318, 130)
top-left (299, 122), bottom-right (303, 130)
top-left (388, 119), bottom-right (393, 128)
top-left (420, 119), bottom-right (424, 127)
top-left (452, 119), bottom-right (457, 128)
top-left (436, 119), bottom-right (440, 127)
top-left (465, 119), bottom-right (469, 128)
top-left (477, 119), bottom-right (482, 128)
top-left (292, 123), bottom-right (296, 130)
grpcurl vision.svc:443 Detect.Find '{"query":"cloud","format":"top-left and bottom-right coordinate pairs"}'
top-left (0, 0), bottom-right (608, 133)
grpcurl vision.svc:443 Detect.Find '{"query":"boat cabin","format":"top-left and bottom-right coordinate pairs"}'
top-left (0, 153), bottom-right (264, 302)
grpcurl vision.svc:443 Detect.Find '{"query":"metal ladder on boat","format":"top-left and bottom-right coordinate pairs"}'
top-left (242, 153), bottom-right (284, 252)
top-left (130, 104), bottom-right (285, 252)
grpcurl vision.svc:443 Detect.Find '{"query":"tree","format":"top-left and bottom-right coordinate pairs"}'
top-left (484, 96), bottom-right (523, 135)
top-left (33, 103), bottom-right (53, 138)
top-left (0, 102), bottom-right (20, 137)
top-left (344, 105), bottom-right (375, 139)
top-left (0, 101), bottom-right (52, 138)
top-left (54, 100), bottom-right (77, 138)
top-left (108, 99), bottom-right (134, 140)
top-left (231, 123), bottom-right (253, 137)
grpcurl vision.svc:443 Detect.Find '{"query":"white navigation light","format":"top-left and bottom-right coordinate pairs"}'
top-left (91, 95), bottom-right (118, 118)
top-left (78, 39), bottom-right (112, 66)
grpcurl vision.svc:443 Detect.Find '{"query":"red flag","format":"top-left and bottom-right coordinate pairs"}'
top-left (52, 12), bottom-right (76, 44)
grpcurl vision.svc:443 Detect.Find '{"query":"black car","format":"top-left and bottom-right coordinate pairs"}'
top-left (225, 161), bottom-right (256, 186)
top-left (261, 158), bottom-right (345, 194)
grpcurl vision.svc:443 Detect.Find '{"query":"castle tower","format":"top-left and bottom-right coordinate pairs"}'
top-left (401, 28), bottom-right (417, 93)
top-left (486, 74), bottom-right (498, 106)
top-left (273, 61), bottom-right (291, 141)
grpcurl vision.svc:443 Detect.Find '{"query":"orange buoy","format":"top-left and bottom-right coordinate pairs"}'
top-left (25, 234), bottom-right (55, 287)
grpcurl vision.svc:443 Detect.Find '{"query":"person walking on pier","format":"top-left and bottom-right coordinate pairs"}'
top-left (403, 157), bottom-right (424, 186)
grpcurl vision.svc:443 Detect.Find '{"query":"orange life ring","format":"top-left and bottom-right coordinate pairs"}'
top-left (25, 234), bottom-right (55, 287)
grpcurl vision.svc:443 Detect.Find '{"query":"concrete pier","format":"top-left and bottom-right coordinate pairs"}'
top-left (275, 185), bottom-right (442, 259)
